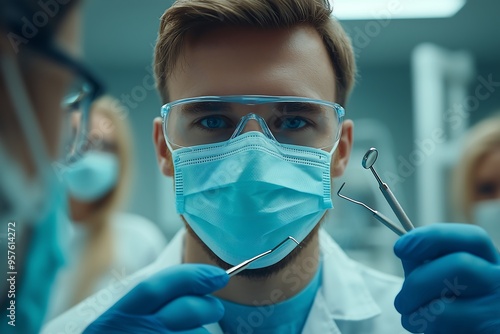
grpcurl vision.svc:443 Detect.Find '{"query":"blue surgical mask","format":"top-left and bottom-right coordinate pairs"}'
top-left (172, 131), bottom-right (333, 268)
top-left (61, 151), bottom-right (119, 202)
top-left (0, 54), bottom-right (70, 333)
top-left (473, 200), bottom-right (500, 248)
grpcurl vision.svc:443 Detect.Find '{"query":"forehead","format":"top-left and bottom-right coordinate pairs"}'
top-left (168, 25), bottom-right (336, 101)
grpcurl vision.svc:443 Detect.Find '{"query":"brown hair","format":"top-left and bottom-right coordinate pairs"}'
top-left (154, 0), bottom-right (356, 106)
top-left (452, 114), bottom-right (500, 222)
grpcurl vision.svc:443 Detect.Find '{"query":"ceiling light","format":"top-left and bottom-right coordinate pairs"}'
top-left (330, 0), bottom-right (466, 20)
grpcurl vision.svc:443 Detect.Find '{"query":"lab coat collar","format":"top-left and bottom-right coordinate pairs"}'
top-left (317, 229), bottom-right (381, 321)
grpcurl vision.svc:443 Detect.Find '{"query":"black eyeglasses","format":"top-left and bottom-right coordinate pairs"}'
top-left (25, 39), bottom-right (105, 162)
top-left (3, 0), bottom-right (105, 162)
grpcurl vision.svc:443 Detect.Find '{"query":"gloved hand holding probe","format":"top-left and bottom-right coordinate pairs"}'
top-left (339, 148), bottom-right (500, 334)
top-left (394, 223), bottom-right (500, 334)
top-left (83, 264), bottom-right (229, 333)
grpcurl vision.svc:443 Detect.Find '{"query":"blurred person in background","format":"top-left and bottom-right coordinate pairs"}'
top-left (0, 0), bottom-right (101, 332)
top-left (452, 114), bottom-right (500, 246)
top-left (46, 96), bottom-right (167, 320)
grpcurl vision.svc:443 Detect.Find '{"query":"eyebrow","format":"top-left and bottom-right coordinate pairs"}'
top-left (179, 102), bottom-right (232, 114)
top-left (274, 102), bottom-right (324, 114)
top-left (177, 101), bottom-right (326, 115)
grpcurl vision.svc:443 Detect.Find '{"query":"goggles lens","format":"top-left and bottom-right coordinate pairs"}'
top-left (162, 96), bottom-right (345, 150)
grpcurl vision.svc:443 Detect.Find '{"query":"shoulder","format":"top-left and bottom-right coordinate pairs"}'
top-left (111, 212), bottom-right (168, 252)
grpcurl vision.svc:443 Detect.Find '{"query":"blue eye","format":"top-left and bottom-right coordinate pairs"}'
top-left (200, 116), bottom-right (227, 129)
top-left (280, 117), bottom-right (307, 130)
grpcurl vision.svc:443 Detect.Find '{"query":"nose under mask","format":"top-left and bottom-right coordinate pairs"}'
top-left (172, 131), bottom-right (334, 269)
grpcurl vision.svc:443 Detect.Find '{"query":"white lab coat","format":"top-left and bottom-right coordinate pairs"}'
top-left (45, 212), bottom-right (167, 321)
top-left (42, 228), bottom-right (409, 334)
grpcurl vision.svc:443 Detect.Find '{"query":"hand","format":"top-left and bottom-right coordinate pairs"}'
top-left (394, 223), bottom-right (500, 334)
top-left (83, 264), bottom-right (229, 333)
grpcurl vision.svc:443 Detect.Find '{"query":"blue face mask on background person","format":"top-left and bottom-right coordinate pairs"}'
top-left (61, 151), bottom-right (119, 202)
top-left (473, 199), bottom-right (500, 248)
top-left (0, 54), bottom-right (70, 333)
top-left (173, 131), bottom-right (334, 268)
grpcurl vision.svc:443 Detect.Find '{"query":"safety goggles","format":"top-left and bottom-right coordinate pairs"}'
top-left (161, 95), bottom-right (345, 151)
top-left (3, 0), bottom-right (105, 162)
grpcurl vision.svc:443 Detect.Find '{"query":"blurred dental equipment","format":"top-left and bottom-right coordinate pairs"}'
top-left (226, 236), bottom-right (301, 277)
top-left (338, 147), bottom-right (415, 236)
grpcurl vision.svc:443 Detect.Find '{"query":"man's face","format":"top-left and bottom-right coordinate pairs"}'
top-left (156, 24), bottom-right (352, 177)
top-left (153, 24), bottom-right (353, 272)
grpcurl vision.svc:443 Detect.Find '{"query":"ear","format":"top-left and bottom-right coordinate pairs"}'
top-left (153, 117), bottom-right (174, 177)
top-left (331, 120), bottom-right (353, 177)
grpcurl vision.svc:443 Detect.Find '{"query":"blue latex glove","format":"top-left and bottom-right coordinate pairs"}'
top-left (83, 264), bottom-right (229, 333)
top-left (394, 223), bottom-right (500, 334)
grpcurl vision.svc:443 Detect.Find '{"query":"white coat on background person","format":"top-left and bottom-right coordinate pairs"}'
top-left (46, 212), bottom-right (167, 321)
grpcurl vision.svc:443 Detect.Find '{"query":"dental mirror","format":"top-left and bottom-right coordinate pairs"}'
top-left (360, 147), bottom-right (415, 232)
top-left (362, 147), bottom-right (384, 186)
top-left (362, 147), bottom-right (378, 169)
